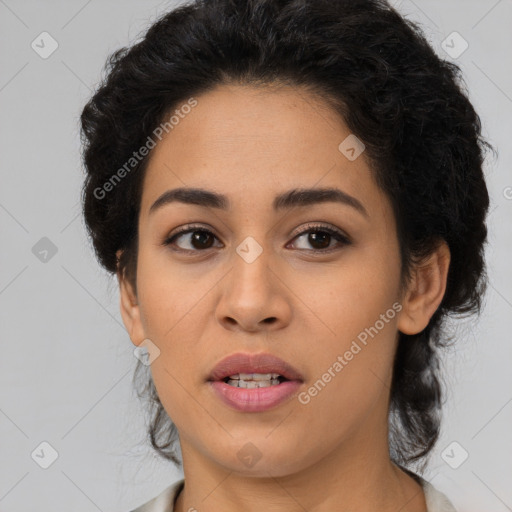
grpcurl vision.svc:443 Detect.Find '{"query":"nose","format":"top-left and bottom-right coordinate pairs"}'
top-left (215, 243), bottom-right (292, 333)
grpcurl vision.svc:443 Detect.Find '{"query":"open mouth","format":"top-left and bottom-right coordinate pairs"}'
top-left (208, 355), bottom-right (303, 412)
top-left (222, 373), bottom-right (290, 388)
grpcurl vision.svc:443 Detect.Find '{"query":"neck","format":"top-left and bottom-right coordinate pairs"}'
top-left (174, 430), bottom-right (427, 512)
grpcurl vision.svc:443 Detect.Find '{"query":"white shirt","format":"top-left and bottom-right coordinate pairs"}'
top-left (130, 476), bottom-right (457, 511)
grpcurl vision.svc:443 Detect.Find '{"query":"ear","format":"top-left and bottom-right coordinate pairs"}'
top-left (116, 249), bottom-right (146, 347)
top-left (397, 240), bottom-right (451, 335)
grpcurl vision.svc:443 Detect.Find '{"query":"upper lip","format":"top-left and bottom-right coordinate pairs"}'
top-left (208, 352), bottom-right (304, 382)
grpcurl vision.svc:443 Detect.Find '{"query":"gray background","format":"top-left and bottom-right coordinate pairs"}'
top-left (0, 0), bottom-right (511, 510)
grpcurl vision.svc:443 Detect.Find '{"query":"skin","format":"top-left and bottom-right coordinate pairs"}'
top-left (117, 83), bottom-right (450, 512)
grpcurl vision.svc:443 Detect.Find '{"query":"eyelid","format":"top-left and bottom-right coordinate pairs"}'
top-left (289, 222), bottom-right (351, 242)
top-left (164, 223), bottom-right (218, 241)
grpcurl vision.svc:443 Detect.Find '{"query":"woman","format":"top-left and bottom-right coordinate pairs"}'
top-left (80, 0), bottom-right (493, 510)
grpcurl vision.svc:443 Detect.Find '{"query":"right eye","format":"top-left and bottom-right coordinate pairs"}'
top-left (162, 225), bottom-right (223, 253)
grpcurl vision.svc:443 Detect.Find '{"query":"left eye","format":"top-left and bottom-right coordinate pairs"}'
top-left (163, 223), bottom-right (350, 253)
top-left (290, 224), bottom-right (351, 252)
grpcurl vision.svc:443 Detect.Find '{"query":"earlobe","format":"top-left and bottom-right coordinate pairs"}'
top-left (116, 249), bottom-right (146, 346)
top-left (397, 241), bottom-right (451, 335)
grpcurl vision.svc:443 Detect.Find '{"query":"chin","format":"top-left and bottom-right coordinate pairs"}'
top-left (210, 440), bottom-right (310, 478)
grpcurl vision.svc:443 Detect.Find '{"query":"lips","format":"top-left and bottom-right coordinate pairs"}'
top-left (208, 352), bottom-right (304, 383)
top-left (208, 352), bottom-right (305, 413)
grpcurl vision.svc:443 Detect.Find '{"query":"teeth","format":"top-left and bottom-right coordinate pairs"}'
top-left (224, 373), bottom-right (283, 388)
top-left (227, 378), bottom-right (281, 388)
top-left (228, 373), bottom-right (281, 380)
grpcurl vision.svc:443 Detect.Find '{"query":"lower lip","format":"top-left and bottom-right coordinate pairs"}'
top-left (209, 380), bottom-right (302, 412)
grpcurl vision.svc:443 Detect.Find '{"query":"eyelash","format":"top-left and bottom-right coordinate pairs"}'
top-left (162, 222), bottom-right (351, 254)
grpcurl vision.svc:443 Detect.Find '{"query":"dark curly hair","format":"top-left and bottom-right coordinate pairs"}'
top-left (80, 0), bottom-right (494, 471)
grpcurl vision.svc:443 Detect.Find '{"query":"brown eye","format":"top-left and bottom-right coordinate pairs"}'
top-left (289, 224), bottom-right (351, 252)
top-left (164, 227), bottom-right (222, 252)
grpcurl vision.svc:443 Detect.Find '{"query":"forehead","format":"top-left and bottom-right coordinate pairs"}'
top-left (139, 83), bottom-right (384, 219)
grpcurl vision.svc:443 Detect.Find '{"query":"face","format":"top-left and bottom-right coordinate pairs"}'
top-left (119, 83), bottom-right (413, 477)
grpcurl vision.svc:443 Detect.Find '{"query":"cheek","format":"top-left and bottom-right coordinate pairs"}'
top-left (136, 243), bottom-right (207, 337)
top-left (134, 245), bottom-right (216, 409)
top-left (294, 304), bottom-right (400, 446)
top-left (293, 242), bottom-right (402, 406)
top-left (295, 239), bottom-right (401, 345)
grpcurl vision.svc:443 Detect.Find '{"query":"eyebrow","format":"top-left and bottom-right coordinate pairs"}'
top-left (149, 186), bottom-right (368, 218)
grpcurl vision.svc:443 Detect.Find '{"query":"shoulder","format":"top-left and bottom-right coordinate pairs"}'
top-left (399, 465), bottom-right (458, 512)
top-left (126, 474), bottom-right (457, 512)
top-left (129, 478), bottom-right (185, 512)
top-left (419, 477), bottom-right (458, 512)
